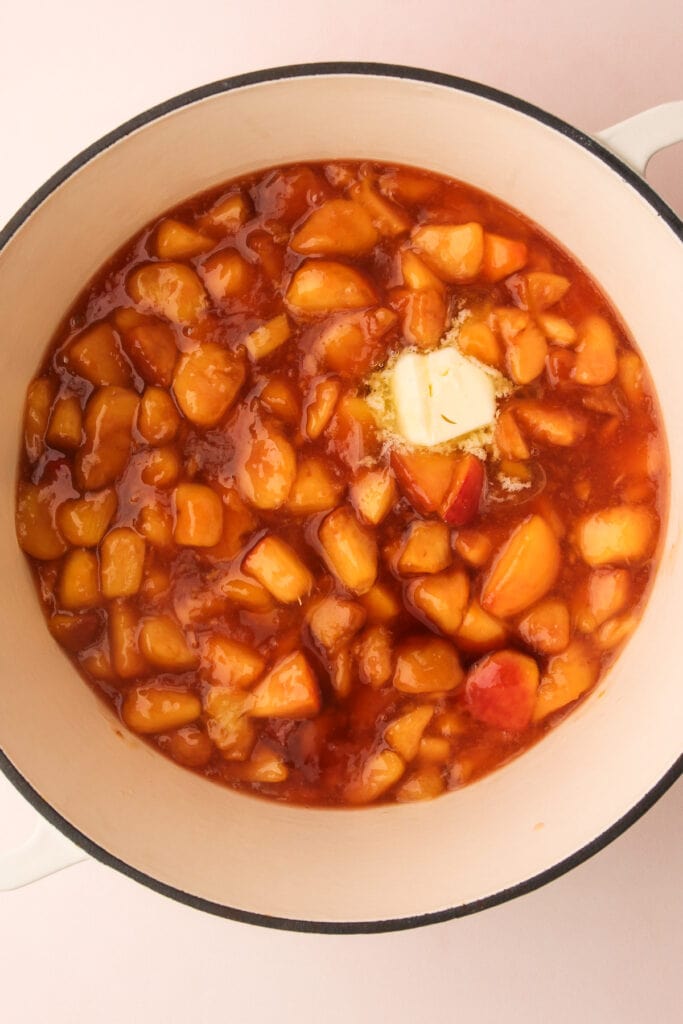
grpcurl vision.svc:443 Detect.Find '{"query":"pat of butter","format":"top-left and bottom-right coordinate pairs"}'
top-left (391, 347), bottom-right (496, 447)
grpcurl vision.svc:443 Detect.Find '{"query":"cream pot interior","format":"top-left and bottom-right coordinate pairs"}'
top-left (0, 67), bottom-right (681, 929)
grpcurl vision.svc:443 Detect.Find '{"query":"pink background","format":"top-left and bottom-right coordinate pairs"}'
top-left (1, 1), bottom-right (681, 1020)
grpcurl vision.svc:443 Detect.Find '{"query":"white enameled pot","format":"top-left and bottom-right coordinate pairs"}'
top-left (0, 64), bottom-right (681, 932)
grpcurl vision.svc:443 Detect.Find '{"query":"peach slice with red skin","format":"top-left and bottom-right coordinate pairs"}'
top-left (391, 450), bottom-right (456, 515)
top-left (441, 454), bottom-right (485, 527)
top-left (465, 649), bottom-right (539, 731)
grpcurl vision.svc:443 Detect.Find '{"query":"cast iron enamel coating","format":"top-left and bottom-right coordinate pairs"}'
top-left (1, 62), bottom-right (681, 933)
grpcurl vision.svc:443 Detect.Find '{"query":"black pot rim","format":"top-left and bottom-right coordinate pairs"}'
top-left (1, 61), bottom-right (681, 935)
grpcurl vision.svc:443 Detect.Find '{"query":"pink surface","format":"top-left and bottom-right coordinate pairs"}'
top-left (1, 1), bottom-right (681, 1020)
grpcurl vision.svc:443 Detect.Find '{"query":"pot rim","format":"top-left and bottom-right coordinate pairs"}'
top-left (1, 61), bottom-right (681, 934)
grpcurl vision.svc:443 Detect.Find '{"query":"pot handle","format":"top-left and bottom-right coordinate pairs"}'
top-left (0, 819), bottom-right (87, 891)
top-left (595, 100), bottom-right (683, 174)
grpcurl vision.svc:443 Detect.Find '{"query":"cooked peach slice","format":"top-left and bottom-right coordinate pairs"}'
top-left (494, 409), bottom-right (529, 461)
top-left (495, 306), bottom-right (529, 342)
top-left (326, 392), bottom-right (378, 469)
top-left (354, 625), bottom-right (394, 688)
top-left (456, 600), bottom-right (508, 653)
top-left (138, 387), bottom-right (180, 445)
top-left (100, 527), bottom-right (146, 598)
top-left (441, 454), bottom-right (485, 527)
top-left (49, 611), bottom-right (101, 653)
top-left (172, 343), bottom-right (245, 427)
top-left (291, 198), bottom-right (379, 256)
top-left (250, 651), bottom-right (320, 719)
top-left (139, 615), bottom-right (198, 671)
top-left (401, 249), bottom-right (445, 293)
top-left (432, 710), bottom-right (469, 738)
top-left (66, 323), bottom-right (132, 387)
top-left (316, 307), bottom-right (396, 376)
top-left (16, 482), bottom-right (68, 560)
top-left (219, 576), bottom-right (273, 612)
top-left (351, 177), bottom-right (411, 236)
top-left (345, 749), bottom-right (405, 804)
top-left (380, 168), bottom-right (439, 204)
top-left (350, 466), bottom-right (396, 526)
top-left (514, 271), bottom-right (570, 311)
top-left (141, 564), bottom-right (171, 600)
top-left (24, 377), bottom-right (56, 461)
top-left (123, 686), bottom-right (201, 735)
top-left (59, 549), bottom-right (100, 610)
top-left (533, 640), bottom-right (598, 721)
top-left (203, 192), bottom-right (251, 231)
top-left (410, 567), bottom-right (469, 635)
top-left (202, 249), bottom-right (255, 304)
top-left (237, 422), bottom-right (297, 510)
top-left (305, 377), bottom-right (341, 439)
top-left (482, 233), bottom-right (528, 282)
top-left (505, 323), bottom-right (548, 385)
top-left (46, 396), bottom-right (82, 451)
top-left (308, 595), bottom-right (366, 653)
top-left (397, 520), bottom-right (452, 575)
top-left (417, 737), bottom-right (451, 762)
top-left (245, 314), bottom-right (291, 361)
top-left (243, 536), bottom-right (313, 604)
top-left (359, 583), bottom-right (402, 624)
top-left (514, 400), bottom-right (587, 447)
top-left (286, 260), bottom-right (377, 316)
top-left (330, 647), bottom-right (354, 698)
top-left (319, 507), bottom-right (378, 594)
top-left (141, 445), bottom-right (180, 488)
top-left (57, 489), bottom-right (116, 547)
top-left (402, 288), bottom-right (448, 349)
top-left (537, 313), bottom-right (577, 346)
top-left (518, 599), bottom-right (570, 655)
top-left (80, 648), bottom-right (116, 682)
top-left (75, 386), bottom-right (139, 490)
top-left (200, 635), bottom-right (265, 689)
top-left (109, 599), bottom-right (147, 678)
top-left (259, 376), bottom-right (300, 424)
top-left (574, 316), bottom-right (618, 386)
top-left (573, 568), bottom-right (631, 632)
top-left (396, 765), bottom-right (445, 802)
top-left (465, 649), bottom-right (539, 731)
top-left (204, 688), bottom-right (255, 760)
top-left (574, 505), bottom-right (656, 566)
top-left (160, 726), bottom-right (213, 769)
top-left (411, 223), bottom-right (484, 282)
top-left (482, 515), bottom-right (560, 618)
top-left (287, 457), bottom-right (343, 515)
top-left (236, 745), bottom-right (289, 783)
top-left (453, 529), bottom-right (493, 568)
top-left (385, 705), bottom-right (433, 761)
top-left (618, 351), bottom-right (644, 405)
top-left (127, 262), bottom-right (208, 323)
top-left (391, 449), bottom-right (456, 515)
top-left (393, 636), bottom-right (463, 693)
top-left (595, 613), bottom-right (638, 650)
top-left (458, 319), bottom-right (502, 368)
top-left (155, 219), bottom-right (213, 259)
top-left (119, 319), bottom-right (179, 387)
top-left (137, 503), bottom-right (174, 550)
top-left (202, 485), bottom-right (255, 560)
top-left (173, 484), bottom-right (223, 547)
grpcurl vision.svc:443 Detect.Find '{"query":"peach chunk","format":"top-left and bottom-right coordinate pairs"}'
top-left (66, 323), bottom-right (132, 387)
top-left (533, 640), bottom-right (598, 721)
top-left (354, 625), bottom-right (394, 688)
top-left (482, 233), bottom-right (528, 283)
top-left (238, 422), bottom-right (297, 510)
top-left (418, 737), bottom-right (451, 762)
top-left (100, 527), bottom-right (146, 598)
top-left (517, 599), bottom-right (570, 655)
top-left (308, 595), bottom-right (366, 653)
top-left (138, 387), bottom-right (180, 445)
top-left (481, 515), bottom-right (561, 618)
top-left (290, 198), bottom-right (379, 256)
top-left (200, 635), bottom-right (265, 689)
top-left (123, 686), bottom-right (201, 735)
top-left (250, 651), bottom-right (320, 718)
top-left (139, 615), bottom-right (199, 671)
top-left (24, 377), bottom-right (56, 461)
top-left (119, 319), bottom-right (179, 388)
top-left (397, 520), bottom-right (452, 575)
top-left (410, 567), bottom-right (469, 635)
top-left (319, 507), bottom-right (378, 594)
top-left (516, 272), bottom-right (570, 311)
top-left (316, 307), bottom-right (397, 376)
top-left (202, 249), bottom-right (255, 303)
top-left (285, 260), bottom-right (377, 315)
top-left (16, 482), bottom-right (67, 560)
top-left (453, 529), bottom-right (493, 568)
top-left (574, 316), bottom-right (618, 386)
top-left (350, 466), bottom-right (397, 526)
top-left (574, 506), bottom-right (656, 567)
top-left (128, 262), bottom-right (208, 323)
top-left (396, 765), bottom-right (445, 802)
top-left (235, 745), bottom-right (289, 783)
top-left (287, 457), bottom-right (342, 515)
top-left (495, 408), bottom-right (530, 460)
top-left (401, 249), bottom-right (445, 293)
top-left (385, 705), bottom-right (434, 761)
top-left (174, 484), bottom-right (223, 547)
top-left (57, 489), bottom-right (117, 547)
top-left (411, 223), bottom-right (484, 282)
top-left (204, 688), bottom-right (255, 761)
top-left (259, 376), bottom-right (300, 424)
top-left (75, 386), bottom-right (139, 490)
top-left (137, 503), bottom-right (174, 550)
top-left (505, 324), bottom-right (548, 385)
top-left (393, 636), bottom-right (463, 693)
top-left (46, 396), bottom-right (82, 451)
top-left (456, 600), bottom-right (508, 653)
top-left (59, 549), bottom-right (100, 610)
top-left (203, 192), bottom-right (251, 231)
top-left (458, 319), bottom-right (502, 369)
top-left (155, 219), bottom-right (214, 259)
top-left (330, 647), bottom-right (354, 698)
top-left (465, 649), bottom-right (539, 731)
top-left (359, 583), bottom-right (402, 624)
top-left (141, 446), bottom-right (180, 488)
top-left (243, 536), bottom-right (313, 604)
top-left (537, 313), bottom-right (577, 346)
top-left (514, 401), bottom-right (587, 447)
top-left (618, 351), bottom-right (644, 405)
top-left (391, 450), bottom-right (457, 515)
top-left (108, 600), bottom-right (147, 678)
top-left (350, 177), bottom-right (412, 236)
top-left (441, 454), bottom-right (485, 527)
top-left (345, 749), bottom-right (405, 804)
top-left (573, 568), bottom-right (632, 632)
top-left (594, 613), bottom-right (638, 650)
top-left (245, 313), bottom-right (292, 361)
top-left (160, 726), bottom-right (213, 769)
top-left (49, 611), bottom-right (101, 653)
top-left (326, 393), bottom-right (377, 469)
top-left (402, 288), bottom-right (448, 349)
top-left (219, 577), bottom-right (273, 612)
top-left (172, 343), bottom-right (245, 427)
top-left (305, 377), bottom-right (341, 440)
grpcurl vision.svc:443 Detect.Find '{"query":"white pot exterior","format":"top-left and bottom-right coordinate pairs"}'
top-left (0, 67), bottom-right (680, 929)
